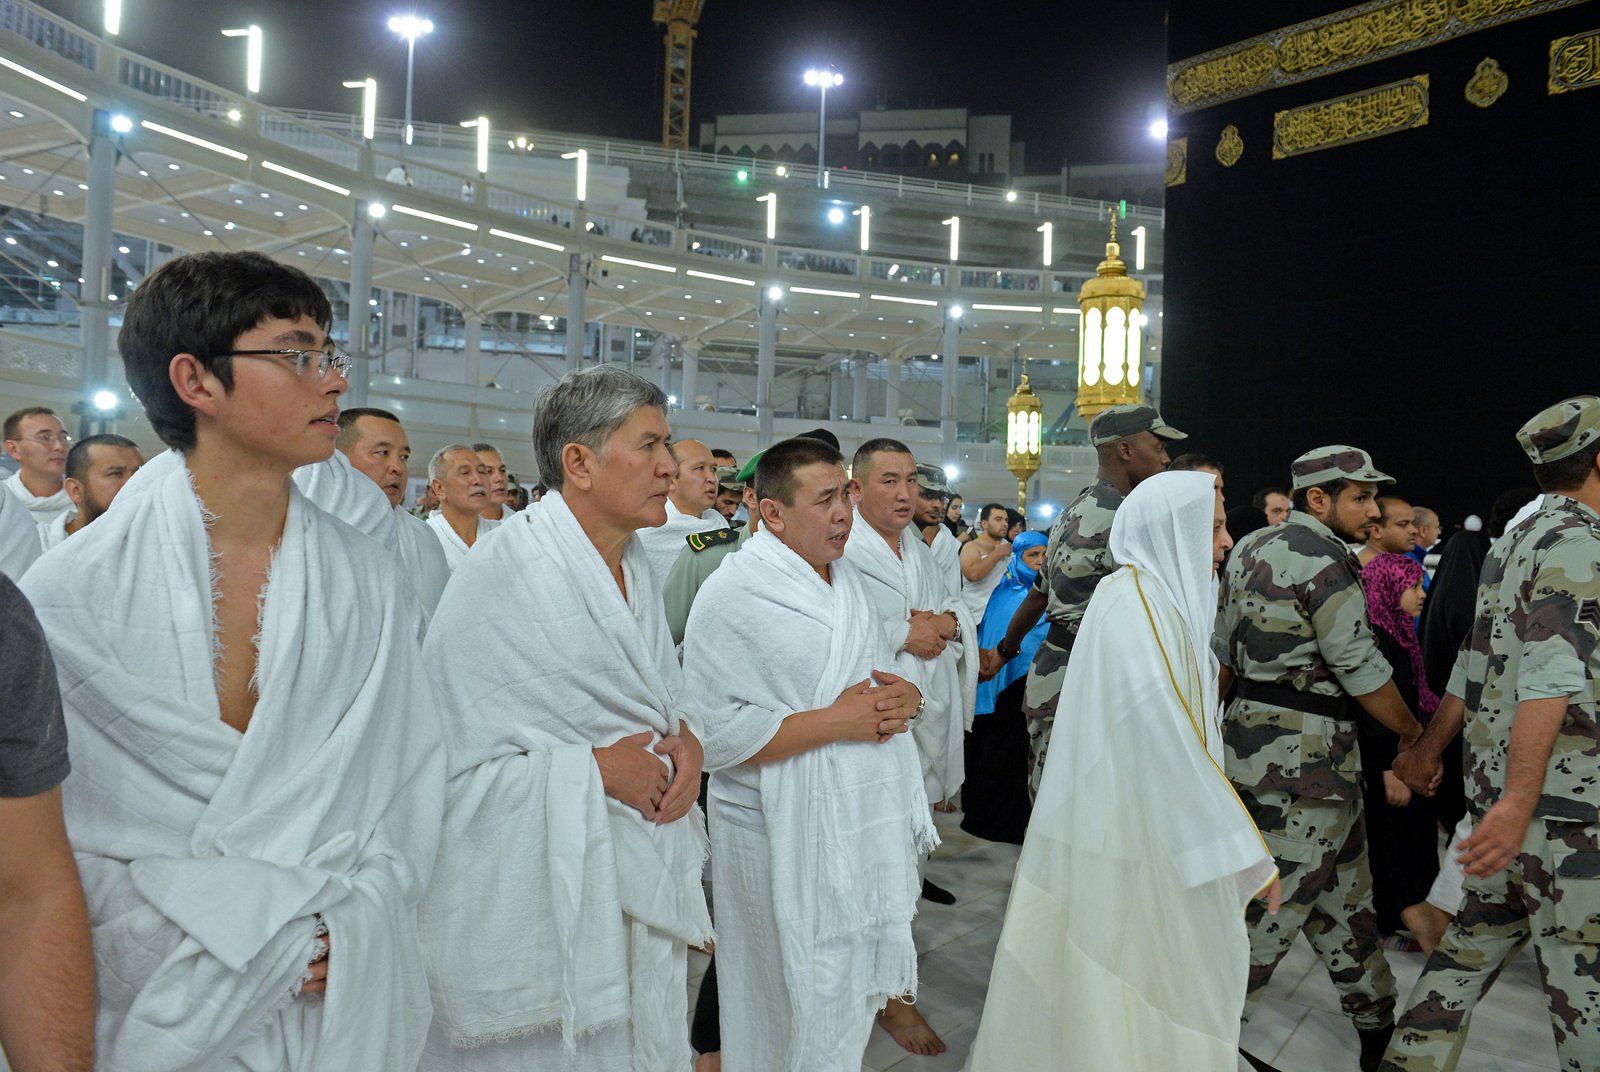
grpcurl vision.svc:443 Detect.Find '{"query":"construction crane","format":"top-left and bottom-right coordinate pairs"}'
top-left (653, 0), bottom-right (705, 152)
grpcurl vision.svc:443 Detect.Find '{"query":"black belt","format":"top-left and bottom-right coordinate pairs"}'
top-left (1234, 678), bottom-right (1355, 721)
top-left (1044, 621), bottom-right (1077, 649)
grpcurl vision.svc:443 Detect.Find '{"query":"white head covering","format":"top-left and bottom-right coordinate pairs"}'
top-left (1108, 470), bottom-right (1219, 679)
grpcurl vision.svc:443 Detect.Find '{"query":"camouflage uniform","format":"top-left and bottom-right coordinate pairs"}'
top-left (1021, 403), bottom-right (1185, 798)
top-left (1217, 445), bottom-right (1401, 1034)
top-left (1383, 397), bottom-right (1600, 1072)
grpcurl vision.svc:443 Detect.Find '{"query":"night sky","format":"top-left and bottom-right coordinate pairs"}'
top-left (48, 0), bottom-right (1170, 168)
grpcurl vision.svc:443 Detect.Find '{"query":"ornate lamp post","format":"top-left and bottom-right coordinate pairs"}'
top-left (1075, 206), bottom-right (1147, 421)
top-left (1006, 368), bottom-right (1043, 512)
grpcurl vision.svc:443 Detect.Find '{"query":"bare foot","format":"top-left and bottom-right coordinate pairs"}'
top-left (695, 1053), bottom-right (721, 1072)
top-left (878, 997), bottom-right (946, 1056)
top-left (1400, 902), bottom-right (1452, 957)
top-left (933, 800), bottom-right (958, 814)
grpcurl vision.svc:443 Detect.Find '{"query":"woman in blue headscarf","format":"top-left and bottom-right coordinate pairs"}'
top-left (961, 530), bottom-right (1049, 844)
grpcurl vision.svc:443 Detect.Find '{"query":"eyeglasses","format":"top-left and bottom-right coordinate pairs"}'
top-left (16, 431), bottom-right (71, 447)
top-left (213, 348), bottom-right (353, 380)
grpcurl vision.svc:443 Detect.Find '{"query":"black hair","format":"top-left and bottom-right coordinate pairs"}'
top-left (850, 437), bottom-right (913, 478)
top-left (1533, 440), bottom-right (1600, 494)
top-left (1290, 478), bottom-right (1352, 514)
top-left (1169, 452), bottom-right (1223, 474)
top-left (335, 407), bottom-right (401, 451)
top-left (1488, 487), bottom-right (1540, 538)
top-left (1251, 487), bottom-right (1288, 511)
top-left (755, 436), bottom-right (846, 506)
top-left (118, 251), bottom-right (333, 451)
top-left (979, 502), bottom-right (1006, 523)
top-left (64, 433), bottom-right (138, 483)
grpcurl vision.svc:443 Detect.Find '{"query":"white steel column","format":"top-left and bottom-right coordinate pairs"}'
top-left (345, 202), bottom-right (376, 406)
top-left (852, 354), bottom-right (871, 421)
top-left (883, 354), bottom-right (903, 423)
top-left (757, 291), bottom-right (780, 447)
top-left (79, 114), bottom-right (117, 399)
top-left (680, 345), bottom-right (699, 410)
top-left (940, 311), bottom-right (961, 462)
top-left (564, 253), bottom-right (586, 374)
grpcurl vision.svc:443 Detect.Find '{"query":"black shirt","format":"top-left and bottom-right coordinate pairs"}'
top-left (0, 572), bottom-right (69, 797)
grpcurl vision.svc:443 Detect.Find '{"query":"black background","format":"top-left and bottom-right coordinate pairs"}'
top-left (1162, 2), bottom-right (1600, 523)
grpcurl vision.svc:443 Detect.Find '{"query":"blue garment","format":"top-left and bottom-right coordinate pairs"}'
top-left (975, 531), bottom-right (1049, 716)
top-left (1407, 543), bottom-right (1433, 592)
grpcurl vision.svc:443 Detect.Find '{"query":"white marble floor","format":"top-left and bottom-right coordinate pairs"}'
top-left (688, 808), bottom-right (1563, 1071)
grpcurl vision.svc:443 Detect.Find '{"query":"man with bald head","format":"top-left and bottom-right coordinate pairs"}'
top-left (426, 443), bottom-right (497, 572)
top-left (39, 434), bottom-right (144, 551)
top-left (639, 437), bottom-right (727, 582)
top-left (337, 408), bottom-right (451, 622)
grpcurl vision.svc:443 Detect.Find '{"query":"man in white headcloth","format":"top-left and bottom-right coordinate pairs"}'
top-left (20, 250), bottom-right (444, 1070)
top-left (684, 435), bottom-right (931, 1072)
top-left (638, 437), bottom-right (726, 582)
top-left (38, 433), bottom-right (144, 551)
top-left (337, 407), bottom-right (451, 624)
top-left (418, 365), bottom-right (712, 1072)
top-left (426, 443), bottom-right (497, 571)
top-left (966, 470), bottom-right (1280, 1072)
top-left (3, 406), bottom-right (75, 531)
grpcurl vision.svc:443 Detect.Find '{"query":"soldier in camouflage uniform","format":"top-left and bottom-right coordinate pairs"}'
top-left (995, 403), bottom-right (1184, 798)
top-left (1381, 397), bottom-right (1600, 1072)
top-left (1217, 446), bottom-right (1427, 1071)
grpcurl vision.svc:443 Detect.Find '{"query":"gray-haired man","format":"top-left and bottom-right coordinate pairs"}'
top-left (425, 443), bottom-right (496, 572)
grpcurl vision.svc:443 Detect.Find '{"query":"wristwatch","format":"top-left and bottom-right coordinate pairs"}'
top-left (913, 693), bottom-right (926, 719)
top-left (948, 612), bottom-right (962, 644)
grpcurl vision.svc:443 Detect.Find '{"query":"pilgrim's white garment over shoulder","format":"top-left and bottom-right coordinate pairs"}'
top-left (684, 531), bottom-right (936, 1072)
top-left (19, 448), bottom-right (445, 1072)
top-left (843, 512), bottom-right (977, 803)
top-left (3, 469), bottom-right (72, 528)
top-left (0, 481), bottom-right (43, 577)
top-left (926, 523), bottom-right (963, 601)
top-left (638, 497), bottom-right (726, 583)
top-left (426, 511), bottom-right (498, 572)
top-left (395, 508), bottom-right (450, 624)
top-left (418, 490), bottom-right (712, 1072)
top-left (966, 471), bottom-right (1275, 1072)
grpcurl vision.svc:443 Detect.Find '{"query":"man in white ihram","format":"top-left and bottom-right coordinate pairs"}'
top-left (683, 435), bottom-right (931, 1072)
top-left (967, 470), bottom-right (1281, 1072)
top-left (419, 366), bottom-right (711, 1072)
top-left (638, 438), bottom-right (726, 582)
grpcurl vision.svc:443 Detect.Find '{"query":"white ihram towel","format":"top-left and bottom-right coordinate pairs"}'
top-left (0, 478), bottom-right (42, 577)
top-left (684, 530), bottom-right (935, 1070)
top-left (844, 512), bottom-right (978, 802)
top-left (19, 448), bottom-right (444, 1072)
top-left (418, 489), bottom-right (712, 1067)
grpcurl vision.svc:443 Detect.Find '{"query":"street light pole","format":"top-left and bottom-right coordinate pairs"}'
top-left (388, 15), bottom-right (434, 148)
top-left (803, 67), bottom-right (843, 188)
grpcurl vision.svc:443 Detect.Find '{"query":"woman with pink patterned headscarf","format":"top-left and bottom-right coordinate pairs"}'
top-left (1358, 552), bottom-right (1442, 943)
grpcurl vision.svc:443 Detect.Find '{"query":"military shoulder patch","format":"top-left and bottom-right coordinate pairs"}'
top-left (686, 527), bottom-right (738, 552)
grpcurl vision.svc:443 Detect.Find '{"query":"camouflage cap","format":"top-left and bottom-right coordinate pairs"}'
top-left (1516, 396), bottom-right (1600, 464)
top-left (1289, 445), bottom-right (1394, 492)
top-left (1088, 404), bottom-right (1187, 447)
top-left (715, 466), bottom-right (744, 492)
top-left (915, 463), bottom-right (951, 496)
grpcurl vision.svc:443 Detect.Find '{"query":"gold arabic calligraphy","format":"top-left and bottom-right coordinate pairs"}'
top-left (1273, 76), bottom-right (1431, 158)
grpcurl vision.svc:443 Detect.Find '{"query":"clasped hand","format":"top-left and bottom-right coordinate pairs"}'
top-left (833, 670), bottom-right (920, 743)
top-left (595, 727), bottom-right (704, 824)
top-left (904, 610), bottom-right (955, 659)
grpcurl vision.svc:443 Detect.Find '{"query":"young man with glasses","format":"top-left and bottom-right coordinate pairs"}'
top-left (19, 250), bottom-right (444, 1071)
top-left (3, 406), bottom-right (75, 530)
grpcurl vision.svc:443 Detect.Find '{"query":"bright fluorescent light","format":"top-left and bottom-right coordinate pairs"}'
top-left (344, 78), bottom-right (377, 140)
top-left (686, 269), bottom-right (755, 286)
top-left (871, 294), bottom-right (938, 307)
top-left (92, 390), bottom-right (119, 411)
top-left (109, 113), bottom-right (134, 134)
top-left (462, 116), bottom-right (489, 174)
top-left (0, 56), bottom-right (89, 102)
top-left (560, 149), bottom-right (588, 202)
top-left (260, 160), bottom-right (350, 195)
top-left (220, 26), bottom-right (263, 95)
top-left (103, 0), bottom-right (121, 35)
top-left (949, 305), bottom-right (965, 319)
top-left (853, 205), bottom-right (871, 251)
top-left (1131, 225), bottom-right (1147, 271)
top-left (390, 204), bottom-right (477, 230)
top-left (367, 202), bottom-right (386, 218)
top-left (826, 206), bottom-right (845, 225)
top-left (601, 255), bottom-right (676, 273)
top-left (766, 285), bottom-right (784, 301)
top-left (139, 120), bottom-right (248, 160)
top-left (1148, 117), bottom-right (1168, 141)
top-left (942, 215), bottom-right (960, 262)
top-left (790, 285), bottom-right (859, 298)
top-left (1051, 307), bottom-right (1082, 316)
top-left (388, 15), bottom-right (434, 40)
top-left (1037, 221), bottom-right (1053, 266)
top-left (971, 303), bottom-right (1043, 313)
top-left (488, 227), bottom-right (564, 252)
top-left (757, 192), bottom-right (777, 241)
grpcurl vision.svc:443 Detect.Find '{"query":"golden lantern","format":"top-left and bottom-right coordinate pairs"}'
top-left (1005, 369), bottom-right (1043, 511)
top-left (1075, 206), bottom-right (1146, 421)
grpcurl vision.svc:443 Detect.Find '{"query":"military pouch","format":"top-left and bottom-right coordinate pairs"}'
top-left (1545, 828), bottom-right (1600, 944)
